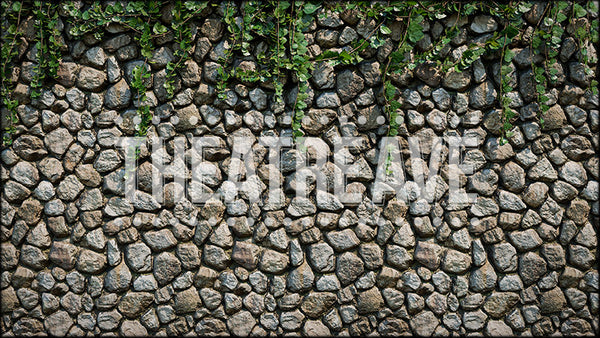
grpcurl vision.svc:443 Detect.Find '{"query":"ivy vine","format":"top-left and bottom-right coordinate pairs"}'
top-left (30, 1), bottom-right (63, 98)
top-left (1, 0), bottom-right (23, 145)
top-left (1, 0), bottom-right (598, 148)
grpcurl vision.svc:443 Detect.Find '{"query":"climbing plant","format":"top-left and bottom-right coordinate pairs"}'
top-left (30, 1), bottom-right (63, 98)
top-left (289, 1), bottom-right (316, 140)
top-left (0, 0), bottom-right (24, 145)
top-left (1, 0), bottom-right (598, 147)
top-left (131, 65), bottom-right (152, 137)
top-left (164, 1), bottom-right (210, 99)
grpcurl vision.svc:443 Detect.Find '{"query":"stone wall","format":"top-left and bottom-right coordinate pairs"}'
top-left (1, 2), bottom-right (599, 336)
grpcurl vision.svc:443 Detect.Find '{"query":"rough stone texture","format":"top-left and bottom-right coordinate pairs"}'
top-left (1, 4), bottom-right (597, 337)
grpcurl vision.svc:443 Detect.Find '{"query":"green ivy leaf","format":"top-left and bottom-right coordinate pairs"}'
top-left (517, 2), bottom-right (532, 13)
top-left (536, 84), bottom-right (546, 94)
top-left (153, 22), bottom-right (168, 34)
top-left (503, 25), bottom-right (519, 39)
top-left (408, 15), bottom-right (425, 43)
top-left (556, 12), bottom-right (568, 23)
top-left (303, 2), bottom-right (319, 15)
top-left (503, 49), bottom-right (515, 63)
top-left (573, 3), bottom-right (587, 18)
top-left (501, 65), bottom-right (513, 74)
top-left (380, 25), bottom-right (392, 35)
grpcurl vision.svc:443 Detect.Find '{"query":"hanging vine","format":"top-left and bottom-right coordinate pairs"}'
top-left (30, 1), bottom-right (63, 98)
top-left (0, 0), bottom-right (24, 145)
top-left (1, 0), bottom-right (598, 147)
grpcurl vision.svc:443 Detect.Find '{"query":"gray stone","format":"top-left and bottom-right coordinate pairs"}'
top-left (303, 320), bottom-right (331, 336)
top-left (541, 243), bottom-right (566, 270)
top-left (105, 78), bottom-right (131, 109)
top-left (359, 243), bottom-right (383, 270)
top-left (519, 252), bottom-right (547, 286)
top-left (432, 88), bottom-right (451, 110)
top-left (312, 62), bottom-right (335, 89)
top-left (301, 108), bottom-right (337, 135)
top-left (470, 197), bottom-right (499, 216)
top-left (386, 245), bottom-right (412, 270)
top-left (574, 221), bottom-right (596, 247)
top-left (483, 292), bottom-right (519, 318)
top-left (509, 229), bottom-right (543, 251)
top-left (498, 274), bottom-right (524, 292)
top-left (49, 241), bottom-right (78, 270)
top-left (308, 242), bottom-right (335, 272)
top-left (77, 66), bottom-right (106, 91)
top-left (259, 249), bottom-right (289, 274)
top-left (568, 244), bottom-right (595, 270)
top-left (498, 190), bottom-right (526, 211)
top-left (316, 92), bottom-right (341, 108)
top-left (174, 287), bottom-right (201, 314)
top-left (414, 241), bottom-right (442, 270)
top-left (539, 287), bottom-right (567, 314)
top-left (44, 310), bottom-right (73, 336)
top-left (326, 229), bottom-right (360, 251)
top-left (564, 288), bottom-right (587, 310)
top-left (44, 128), bottom-right (73, 157)
top-left (120, 320), bottom-right (148, 336)
top-left (154, 252), bottom-right (181, 286)
top-left (337, 69), bottom-right (364, 102)
top-left (426, 109), bottom-right (448, 132)
top-left (126, 242), bottom-right (152, 272)
top-left (316, 190), bottom-right (343, 211)
top-left (528, 157), bottom-right (559, 182)
top-left (539, 197), bottom-right (564, 226)
top-left (443, 68), bottom-right (471, 90)
top-left (561, 135), bottom-right (594, 161)
top-left (463, 310), bottom-right (488, 331)
top-left (77, 249), bottom-right (106, 274)
top-left (288, 197), bottom-right (316, 216)
top-left (559, 161), bottom-right (587, 187)
top-left (442, 249), bottom-right (471, 274)
top-left (410, 311), bottom-right (439, 336)
top-left (117, 292), bottom-right (154, 318)
top-left (426, 292), bottom-right (447, 315)
top-left (105, 262), bottom-right (132, 293)
top-left (523, 182), bottom-right (549, 207)
top-left (336, 252), bottom-right (364, 285)
top-left (287, 262), bottom-right (314, 292)
top-left (490, 242), bottom-right (518, 272)
top-left (231, 241), bottom-right (261, 270)
top-left (470, 80), bottom-right (497, 109)
top-left (143, 229), bottom-right (177, 252)
top-left (10, 161), bottom-right (39, 188)
top-left (485, 320), bottom-right (514, 336)
top-left (301, 292), bottom-right (337, 318)
top-left (203, 244), bottom-right (229, 270)
top-left (357, 287), bottom-right (384, 314)
top-left (565, 105), bottom-right (587, 127)
top-left (280, 310), bottom-right (305, 331)
top-left (470, 262), bottom-right (497, 292)
top-left (500, 162), bottom-right (525, 192)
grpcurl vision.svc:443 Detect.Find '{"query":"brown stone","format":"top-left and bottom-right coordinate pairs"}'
top-left (300, 292), bottom-right (337, 318)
